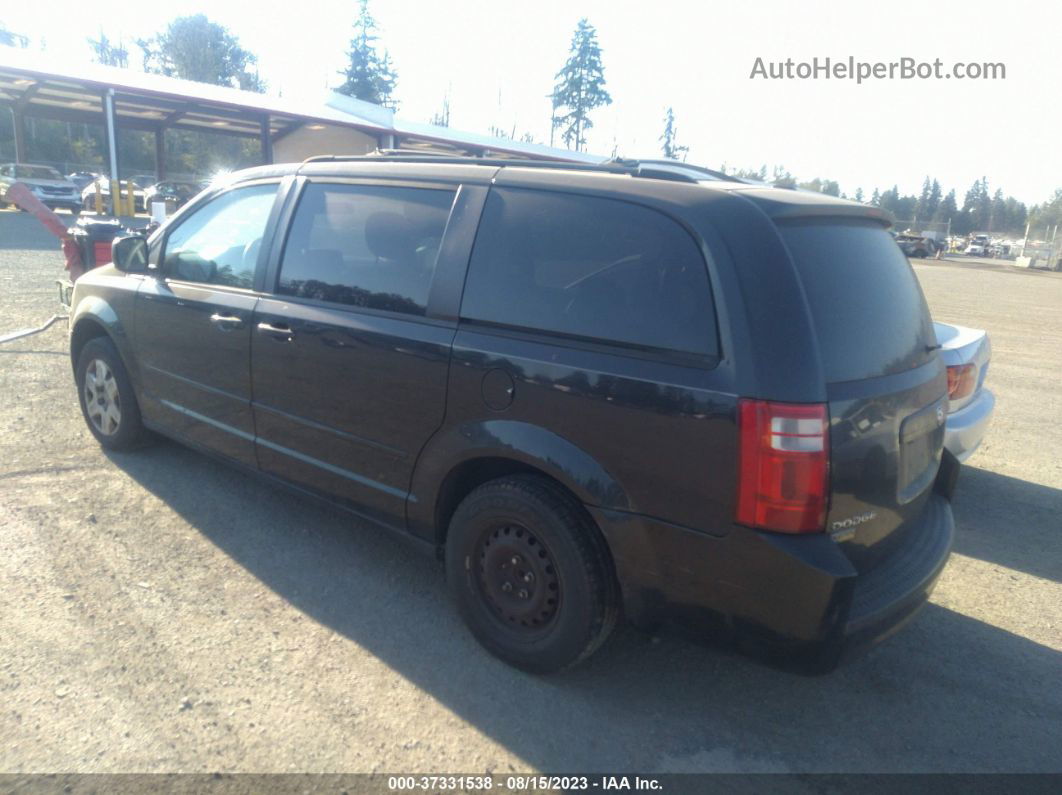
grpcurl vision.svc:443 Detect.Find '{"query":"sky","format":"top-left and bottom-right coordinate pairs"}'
top-left (3, 0), bottom-right (1060, 205)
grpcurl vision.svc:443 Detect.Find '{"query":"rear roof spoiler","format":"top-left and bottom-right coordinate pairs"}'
top-left (730, 187), bottom-right (895, 227)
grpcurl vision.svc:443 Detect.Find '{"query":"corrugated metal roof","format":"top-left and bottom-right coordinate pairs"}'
top-left (0, 46), bottom-right (389, 132)
top-left (0, 47), bottom-right (607, 163)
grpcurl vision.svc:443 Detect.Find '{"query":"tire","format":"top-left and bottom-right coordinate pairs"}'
top-left (75, 337), bottom-right (148, 451)
top-left (446, 475), bottom-right (619, 673)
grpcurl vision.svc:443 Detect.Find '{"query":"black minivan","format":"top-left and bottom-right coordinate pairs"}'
top-left (69, 155), bottom-right (955, 673)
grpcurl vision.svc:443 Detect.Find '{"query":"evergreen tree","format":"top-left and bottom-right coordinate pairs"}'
top-left (914, 177), bottom-right (942, 223)
top-left (799, 178), bottom-right (840, 196)
top-left (915, 177), bottom-right (932, 222)
top-left (926, 179), bottom-right (942, 222)
top-left (550, 18), bottom-right (612, 151)
top-left (0, 21), bottom-right (29, 47)
top-left (1028, 189), bottom-right (1061, 232)
top-left (1004, 197), bottom-right (1027, 232)
top-left (771, 165), bottom-right (796, 188)
top-left (337, 0), bottom-right (398, 108)
top-left (138, 15), bottom-right (264, 92)
top-left (878, 186), bottom-right (900, 214)
top-left (989, 188), bottom-right (1007, 232)
top-left (934, 190), bottom-right (958, 227)
top-left (854, 188), bottom-right (865, 203)
top-left (659, 107), bottom-right (688, 161)
top-left (88, 30), bottom-right (129, 68)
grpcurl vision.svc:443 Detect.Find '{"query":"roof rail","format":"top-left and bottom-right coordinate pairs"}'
top-left (297, 152), bottom-right (747, 184)
top-left (299, 152), bottom-right (631, 174)
top-left (610, 158), bottom-right (748, 184)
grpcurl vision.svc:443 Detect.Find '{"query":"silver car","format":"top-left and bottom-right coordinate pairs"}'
top-left (934, 321), bottom-right (994, 461)
top-left (0, 163), bottom-right (82, 212)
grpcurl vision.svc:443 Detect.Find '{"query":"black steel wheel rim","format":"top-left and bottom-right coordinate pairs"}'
top-left (474, 523), bottom-right (560, 632)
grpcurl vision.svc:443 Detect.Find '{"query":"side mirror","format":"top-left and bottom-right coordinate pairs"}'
top-left (111, 235), bottom-right (148, 273)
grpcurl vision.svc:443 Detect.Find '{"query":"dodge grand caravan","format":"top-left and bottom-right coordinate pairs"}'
top-left (69, 155), bottom-right (956, 673)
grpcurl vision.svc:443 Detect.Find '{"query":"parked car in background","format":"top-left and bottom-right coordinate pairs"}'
top-left (67, 171), bottom-right (102, 192)
top-left (0, 163), bottom-right (82, 212)
top-left (933, 321), bottom-right (994, 462)
top-left (143, 180), bottom-right (199, 210)
top-left (81, 177), bottom-right (147, 213)
top-left (897, 234), bottom-right (934, 258)
top-left (965, 234), bottom-right (991, 256)
top-left (69, 156), bottom-right (956, 674)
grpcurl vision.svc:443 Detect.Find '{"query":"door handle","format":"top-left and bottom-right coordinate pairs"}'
top-left (209, 313), bottom-right (243, 329)
top-left (256, 321), bottom-right (294, 341)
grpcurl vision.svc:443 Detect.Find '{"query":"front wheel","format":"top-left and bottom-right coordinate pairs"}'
top-left (75, 337), bottom-right (148, 450)
top-left (446, 475), bottom-right (619, 673)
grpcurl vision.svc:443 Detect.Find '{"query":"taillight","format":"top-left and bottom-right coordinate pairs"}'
top-left (92, 241), bottom-right (111, 266)
top-left (736, 400), bottom-right (829, 533)
top-left (946, 363), bottom-right (977, 400)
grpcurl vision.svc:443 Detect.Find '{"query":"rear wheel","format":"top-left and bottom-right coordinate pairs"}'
top-left (446, 475), bottom-right (619, 672)
top-left (75, 337), bottom-right (148, 451)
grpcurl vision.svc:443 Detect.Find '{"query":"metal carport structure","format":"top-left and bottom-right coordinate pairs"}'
top-left (0, 48), bottom-right (393, 214)
top-left (0, 47), bottom-right (602, 216)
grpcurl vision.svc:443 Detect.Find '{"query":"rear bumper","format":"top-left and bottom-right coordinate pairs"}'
top-left (944, 388), bottom-right (994, 462)
top-left (592, 494), bottom-right (954, 673)
top-left (842, 495), bottom-right (954, 653)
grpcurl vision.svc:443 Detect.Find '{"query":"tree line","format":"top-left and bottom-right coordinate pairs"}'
top-left (721, 164), bottom-right (1056, 237)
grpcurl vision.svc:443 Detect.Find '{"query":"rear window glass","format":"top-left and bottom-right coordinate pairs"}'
top-left (779, 220), bottom-right (935, 382)
top-left (461, 188), bottom-right (717, 356)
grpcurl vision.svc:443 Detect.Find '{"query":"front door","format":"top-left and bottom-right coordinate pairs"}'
top-left (134, 182), bottom-right (279, 466)
top-left (250, 181), bottom-right (458, 527)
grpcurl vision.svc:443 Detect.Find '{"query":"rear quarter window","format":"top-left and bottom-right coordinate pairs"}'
top-left (778, 220), bottom-right (936, 382)
top-left (461, 187), bottom-right (718, 357)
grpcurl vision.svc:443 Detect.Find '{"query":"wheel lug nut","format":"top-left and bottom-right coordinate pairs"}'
top-left (501, 582), bottom-right (513, 593)
top-left (511, 555), bottom-right (521, 566)
top-left (524, 572), bottom-right (534, 583)
top-left (518, 589), bottom-right (529, 599)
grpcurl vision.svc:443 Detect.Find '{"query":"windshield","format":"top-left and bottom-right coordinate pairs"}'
top-left (14, 165), bottom-right (63, 180)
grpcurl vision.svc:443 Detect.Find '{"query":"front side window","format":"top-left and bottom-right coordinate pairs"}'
top-left (277, 183), bottom-right (456, 316)
top-left (162, 183), bottom-right (277, 288)
top-left (461, 188), bottom-right (718, 356)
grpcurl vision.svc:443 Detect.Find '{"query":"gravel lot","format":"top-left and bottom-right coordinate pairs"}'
top-left (0, 209), bottom-right (1059, 774)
